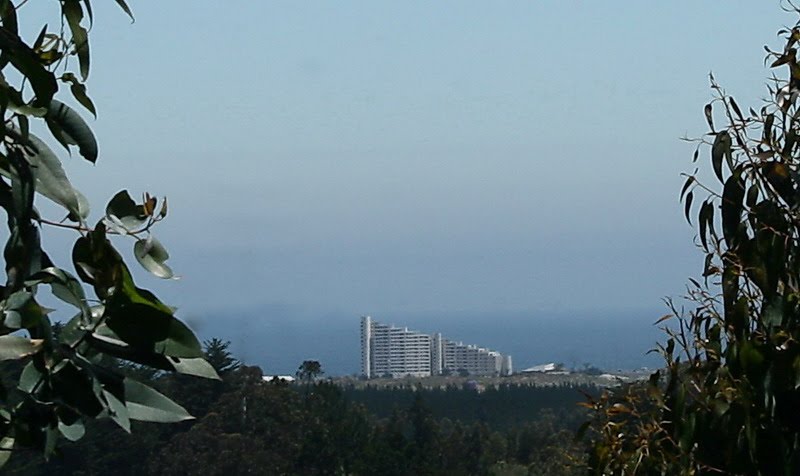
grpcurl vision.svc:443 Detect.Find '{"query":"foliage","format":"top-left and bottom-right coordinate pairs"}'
top-left (296, 359), bottom-right (323, 384)
top-left (585, 9), bottom-right (800, 475)
top-left (0, 0), bottom-right (216, 467)
top-left (3, 339), bottom-right (236, 475)
top-left (202, 338), bottom-right (242, 376)
top-left (343, 381), bottom-right (595, 431)
top-left (1, 354), bottom-right (590, 475)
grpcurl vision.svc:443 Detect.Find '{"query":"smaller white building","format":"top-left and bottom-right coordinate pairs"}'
top-left (520, 363), bottom-right (565, 374)
top-left (262, 375), bottom-right (296, 383)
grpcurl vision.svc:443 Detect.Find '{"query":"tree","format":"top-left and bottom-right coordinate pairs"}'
top-left (156, 339), bottom-right (241, 419)
top-left (202, 338), bottom-right (242, 376)
top-left (586, 8), bottom-right (800, 475)
top-left (0, 1), bottom-right (216, 468)
top-left (296, 359), bottom-right (323, 384)
top-left (152, 366), bottom-right (303, 476)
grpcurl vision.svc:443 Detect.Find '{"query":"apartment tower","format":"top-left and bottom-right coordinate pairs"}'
top-left (360, 316), bottom-right (513, 378)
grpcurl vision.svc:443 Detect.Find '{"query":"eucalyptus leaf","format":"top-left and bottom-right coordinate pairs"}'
top-left (57, 419), bottom-right (85, 441)
top-left (59, 305), bottom-right (103, 346)
top-left (721, 170), bottom-right (745, 248)
top-left (44, 425), bottom-right (57, 458)
top-left (9, 129), bottom-right (90, 220)
top-left (113, 0), bottom-right (135, 22)
top-left (1, 291), bottom-right (46, 331)
top-left (124, 378), bottom-right (193, 423)
top-left (0, 335), bottom-right (43, 360)
top-left (62, 0), bottom-right (89, 80)
top-left (170, 357), bottom-right (221, 380)
top-left (105, 190), bottom-right (146, 231)
top-left (102, 389), bottom-right (130, 432)
top-left (106, 302), bottom-right (202, 359)
top-left (0, 436), bottom-right (13, 468)
top-left (26, 267), bottom-right (89, 320)
top-left (60, 72), bottom-right (96, 116)
top-left (45, 99), bottom-right (98, 163)
top-left (18, 361), bottom-right (41, 393)
top-left (712, 131), bottom-right (732, 183)
top-left (0, 26), bottom-right (57, 105)
top-left (9, 103), bottom-right (46, 117)
top-left (134, 236), bottom-right (174, 279)
top-left (70, 82), bottom-right (96, 116)
top-left (0, 0), bottom-right (18, 50)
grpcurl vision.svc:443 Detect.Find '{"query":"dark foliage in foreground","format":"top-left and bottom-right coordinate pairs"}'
top-left (585, 8), bottom-right (800, 475)
top-left (3, 342), bottom-right (591, 475)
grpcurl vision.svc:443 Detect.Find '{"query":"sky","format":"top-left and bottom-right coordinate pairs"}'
top-left (16, 2), bottom-right (794, 373)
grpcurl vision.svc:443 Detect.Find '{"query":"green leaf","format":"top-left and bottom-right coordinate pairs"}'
top-left (82, 0), bottom-right (94, 25)
top-left (712, 131), bottom-right (732, 183)
top-left (157, 197), bottom-right (168, 219)
top-left (51, 360), bottom-right (105, 417)
top-left (2, 290), bottom-right (31, 329)
top-left (57, 419), bottom-right (85, 442)
top-left (0, 26), bottom-right (57, 106)
top-left (61, 72), bottom-right (96, 117)
top-left (106, 302), bottom-right (202, 358)
top-left (0, 436), bottom-right (13, 469)
top-left (0, 0), bottom-right (18, 71)
top-left (154, 318), bottom-right (203, 358)
top-left (170, 357), bottom-right (221, 380)
top-left (70, 82), bottom-right (95, 116)
top-left (9, 130), bottom-right (90, 220)
top-left (764, 114), bottom-right (775, 144)
top-left (18, 361), bottom-right (42, 393)
top-left (0, 335), bottom-right (43, 360)
top-left (44, 424), bottom-right (58, 459)
top-left (45, 99), bottom-right (98, 163)
top-left (1, 291), bottom-right (47, 331)
top-left (15, 114), bottom-right (28, 140)
top-left (9, 102), bottom-right (46, 117)
top-left (134, 236), bottom-right (174, 279)
top-left (71, 236), bottom-right (97, 286)
top-left (680, 175), bottom-right (695, 200)
top-left (62, 0), bottom-right (90, 80)
top-left (684, 191), bottom-right (694, 224)
top-left (699, 200), bottom-right (713, 250)
top-left (746, 185), bottom-right (759, 208)
top-left (762, 298), bottom-right (784, 329)
top-left (60, 305), bottom-right (103, 348)
top-left (124, 378), bottom-right (193, 423)
top-left (729, 97), bottom-right (744, 122)
top-left (113, 0), bottom-right (135, 22)
top-left (702, 253), bottom-right (715, 277)
top-left (86, 328), bottom-right (212, 376)
top-left (704, 103), bottom-right (714, 132)
top-left (739, 340), bottom-right (766, 381)
top-left (105, 190), bottom-right (146, 231)
top-left (117, 266), bottom-right (174, 315)
top-left (26, 267), bottom-right (89, 321)
top-left (721, 170), bottom-right (745, 248)
top-left (101, 389), bottom-right (130, 432)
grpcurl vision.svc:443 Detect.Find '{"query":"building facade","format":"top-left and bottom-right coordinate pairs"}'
top-left (360, 316), bottom-right (513, 378)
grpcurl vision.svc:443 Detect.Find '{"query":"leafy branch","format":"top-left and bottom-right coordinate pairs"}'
top-left (0, 0), bottom-right (214, 468)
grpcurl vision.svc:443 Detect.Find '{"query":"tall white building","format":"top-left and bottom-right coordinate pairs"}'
top-left (360, 316), bottom-right (513, 378)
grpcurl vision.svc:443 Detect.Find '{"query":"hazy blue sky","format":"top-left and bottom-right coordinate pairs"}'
top-left (18, 2), bottom-right (794, 371)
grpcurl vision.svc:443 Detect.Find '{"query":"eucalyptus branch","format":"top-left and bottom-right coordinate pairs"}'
top-left (36, 215), bottom-right (164, 237)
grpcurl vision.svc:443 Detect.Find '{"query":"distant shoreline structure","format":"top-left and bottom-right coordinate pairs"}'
top-left (360, 315), bottom-right (513, 379)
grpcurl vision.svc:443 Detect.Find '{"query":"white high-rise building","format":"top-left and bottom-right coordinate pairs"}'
top-left (360, 316), bottom-right (512, 378)
top-left (360, 316), bottom-right (432, 378)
